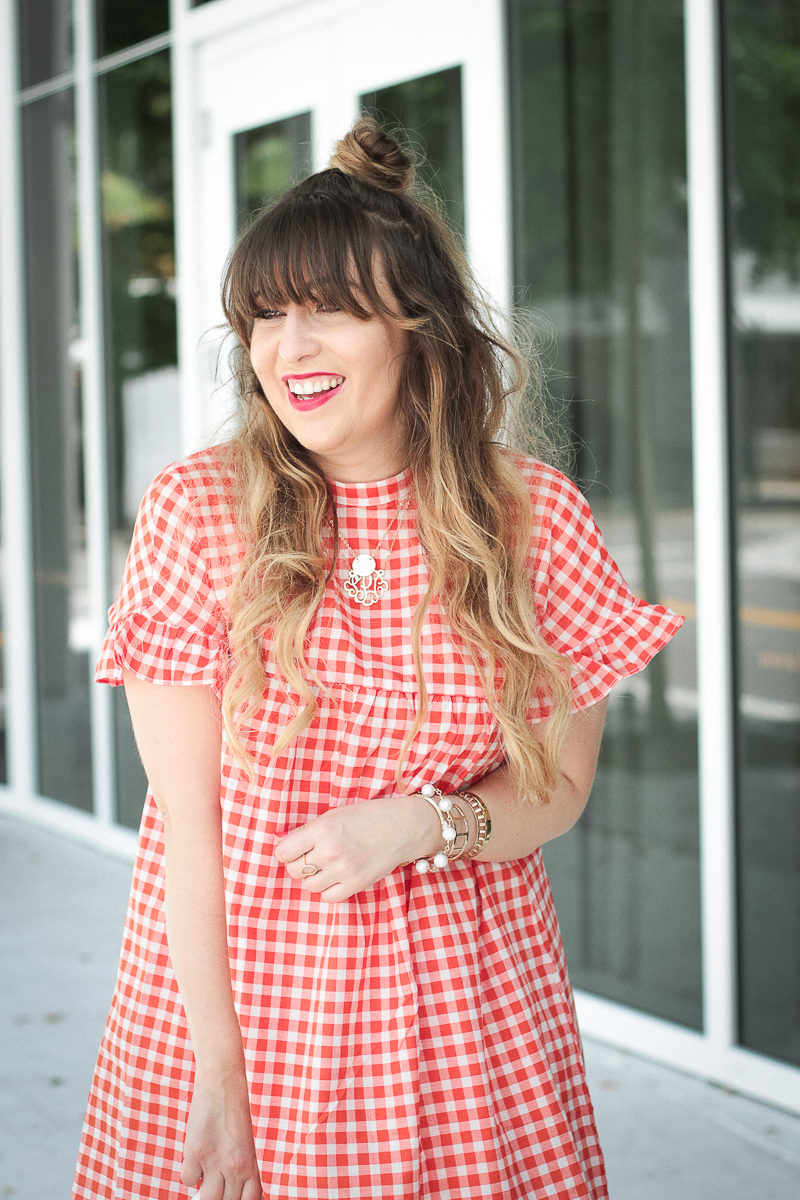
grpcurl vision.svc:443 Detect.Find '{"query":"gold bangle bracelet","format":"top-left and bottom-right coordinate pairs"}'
top-left (453, 789), bottom-right (492, 859)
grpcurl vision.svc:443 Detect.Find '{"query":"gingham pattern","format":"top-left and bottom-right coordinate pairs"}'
top-left (74, 448), bottom-right (682, 1199)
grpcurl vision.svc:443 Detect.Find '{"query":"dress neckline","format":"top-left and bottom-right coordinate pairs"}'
top-left (328, 466), bottom-right (414, 508)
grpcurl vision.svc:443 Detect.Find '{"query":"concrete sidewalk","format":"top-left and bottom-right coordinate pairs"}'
top-left (1, 810), bottom-right (798, 1199)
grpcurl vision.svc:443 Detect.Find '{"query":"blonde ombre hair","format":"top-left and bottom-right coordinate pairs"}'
top-left (220, 118), bottom-right (572, 803)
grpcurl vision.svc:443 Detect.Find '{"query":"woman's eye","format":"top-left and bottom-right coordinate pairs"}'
top-left (254, 307), bottom-right (282, 320)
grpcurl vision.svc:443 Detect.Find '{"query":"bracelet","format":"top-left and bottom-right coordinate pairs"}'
top-left (453, 789), bottom-right (492, 859)
top-left (412, 784), bottom-right (469, 873)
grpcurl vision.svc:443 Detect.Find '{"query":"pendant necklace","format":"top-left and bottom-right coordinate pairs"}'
top-left (332, 498), bottom-right (410, 607)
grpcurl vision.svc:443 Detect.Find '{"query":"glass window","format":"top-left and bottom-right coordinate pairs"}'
top-left (508, 0), bottom-right (701, 1028)
top-left (16, 0), bottom-right (73, 89)
top-left (361, 66), bottom-right (464, 236)
top-left (234, 112), bottom-right (313, 229)
top-left (98, 50), bottom-right (180, 827)
top-left (21, 88), bottom-right (93, 811)
top-left (95, 1), bottom-right (170, 58)
top-left (724, 0), bottom-right (800, 1068)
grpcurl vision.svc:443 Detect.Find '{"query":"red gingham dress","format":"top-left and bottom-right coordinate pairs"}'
top-left (73, 447), bottom-right (682, 1199)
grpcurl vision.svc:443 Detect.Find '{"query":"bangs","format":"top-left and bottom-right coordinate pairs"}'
top-left (223, 185), bottom-right (395, 342)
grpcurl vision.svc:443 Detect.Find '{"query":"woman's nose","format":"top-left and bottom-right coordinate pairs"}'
top-left (278, 306), bottom-right (319, 363)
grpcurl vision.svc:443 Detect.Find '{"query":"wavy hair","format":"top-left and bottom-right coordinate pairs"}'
top-left (220, 118), bottom-right (572, 802)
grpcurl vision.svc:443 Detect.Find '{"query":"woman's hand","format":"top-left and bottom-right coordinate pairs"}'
top-left (182, 1069), bottom-right (264, 1200)
top-left (275, 696), bottom-right (609, 900)
top-left (274, 795), bottom-right (441, 902)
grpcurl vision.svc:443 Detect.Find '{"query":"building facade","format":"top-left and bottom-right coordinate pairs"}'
top-left (1, 0), bottom-right (798, 1113)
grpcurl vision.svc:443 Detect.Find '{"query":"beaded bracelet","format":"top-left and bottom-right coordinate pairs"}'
top-left (453, 789), bottom-right (492, 859)
top-left (412, 784), bottom-right (469, 873)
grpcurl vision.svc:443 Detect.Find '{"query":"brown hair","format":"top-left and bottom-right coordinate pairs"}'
top-left (220, 117), bottom-right (571, 801)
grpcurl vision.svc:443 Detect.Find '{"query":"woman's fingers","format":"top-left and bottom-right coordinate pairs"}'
top-left (273, 826), bottom-right (312, 864)
top-left (194, 1167), bottom-right (222, 1198)
top-left (242, 1177), bottom-right (267, 1200)
top-left (186, 1165), bottom-right (264, 1200)
top-left (181, 1153), bottom-right (203, 1188)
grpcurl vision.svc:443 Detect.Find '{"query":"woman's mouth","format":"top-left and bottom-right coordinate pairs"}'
top-left (284, 374), bottom-right (345, 411)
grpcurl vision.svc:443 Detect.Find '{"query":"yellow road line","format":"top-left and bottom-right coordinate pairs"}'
top-left (664, 599), bottom-right (800, 632)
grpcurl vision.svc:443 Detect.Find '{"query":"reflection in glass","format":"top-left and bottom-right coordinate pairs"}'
top-left (16, 0), bottom-right (73, 89)
top-left (509, 0), bottom-right (701, 1027)
top-left (725, 0), bottom-right (800, 1068)
top-left (95, 0), bottom-right (169, 58)
top-left (235, 112), bottom-right (313, 229)
top-left (98, 51), bottom-right (180, 827)
top-left (21, 88), bottom-right (93, 811)
top-left (362, 67), bottom-right (464, 236)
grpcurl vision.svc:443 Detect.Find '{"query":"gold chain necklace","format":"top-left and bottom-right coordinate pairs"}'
top-left (331, 498), bottom-right (410, 607)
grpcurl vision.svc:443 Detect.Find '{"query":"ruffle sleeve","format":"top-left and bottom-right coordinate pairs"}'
top-left (529, 464), bottom-right (683, 716)
top-left (96, 465), bottom-right (228, 688)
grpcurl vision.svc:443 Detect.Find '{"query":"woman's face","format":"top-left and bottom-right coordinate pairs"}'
top-left (248, 295), bottom-right (408, 482)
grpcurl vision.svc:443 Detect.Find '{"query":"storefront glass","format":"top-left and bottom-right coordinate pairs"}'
top-left (235, 112), bottom-right (313, 228)
top-left (724, 0), bottom-right (800, 1067)
top-left (21, 88), bottom-right (93, 812)
top-left (95, 1), bottom-right (170, 58)
top-left (16, 0), bottom-right (73, 89)
top-left (508, 0), bottom-right (701, 1027)
top-left (97, 50), bottom-right (179, 827)
top-left (362, 66), bottom-right (464, 236)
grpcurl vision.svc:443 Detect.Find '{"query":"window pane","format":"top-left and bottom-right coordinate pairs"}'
top-left (21, 89), bottom-right (93, 811)
top-left (95, 0), bottom-right (169, 58)
top-left (725, 0), bottom-right (800, 1068)
top-left (509, 0), bottom-right (701, 1027)
top-left (234, 112), bottom-right (313, 229)
top-left (16, 0), bottom-right (73, 89)
top-left (362, 66), bottom-right (464, 236)
top-left (98, 51), bottom-right (180, 828)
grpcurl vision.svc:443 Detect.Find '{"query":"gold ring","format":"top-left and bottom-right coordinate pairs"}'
top-left (301, 853), bottom-right (320, 877)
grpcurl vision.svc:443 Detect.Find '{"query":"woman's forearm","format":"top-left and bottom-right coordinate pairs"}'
top-left (463, 762), bottom-right (586, 861)
top-left (465, 697), bottom-right (609, 862)
top-left (122, 673), bottom-right (246, 1079)
top-left (162, 807), bottom-right (245, 1078)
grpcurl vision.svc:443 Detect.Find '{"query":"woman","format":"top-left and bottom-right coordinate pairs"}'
top-left (74, 119), bottom-right (682, 1200)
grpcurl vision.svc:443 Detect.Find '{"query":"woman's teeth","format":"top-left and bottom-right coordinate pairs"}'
top-left (287, 375), bottom-right (344, 396)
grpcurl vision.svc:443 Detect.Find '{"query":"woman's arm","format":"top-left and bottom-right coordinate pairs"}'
top-left (275, 697), bottom-right (608, 899)
top-left (122, 671), bottom-right (263, 1200)
top-left (468, 696), bottom-right (608, 861)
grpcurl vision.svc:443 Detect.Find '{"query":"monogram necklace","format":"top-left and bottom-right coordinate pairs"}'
top-left (331, 498), bottom-right (410, 607)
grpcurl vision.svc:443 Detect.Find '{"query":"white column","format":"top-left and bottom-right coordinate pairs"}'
top-left (683, 0), bottom-right (737, 1053)
top-left (171, 0), bottom-right (205, 453)
top-left (462, 0), bottom-right (513, 309)
top-left (0, 0), bottom-right (38, 806)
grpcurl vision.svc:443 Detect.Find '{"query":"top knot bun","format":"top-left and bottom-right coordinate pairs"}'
top-left (329, 117), bottom-right (415, 192)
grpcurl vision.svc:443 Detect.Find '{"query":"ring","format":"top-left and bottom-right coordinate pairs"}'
top-left (301, 853), bottom-right (320, 877)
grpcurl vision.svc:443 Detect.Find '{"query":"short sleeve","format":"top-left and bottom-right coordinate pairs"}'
top-left (96, 466), bottom-right (228, 688)
top-left (530, 465), bottom-right (684, 715)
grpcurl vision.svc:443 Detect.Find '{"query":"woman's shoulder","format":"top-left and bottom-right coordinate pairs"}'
top-left (141, 444), bottom-right (236, 525)
top-left (146, 443), bottom-right (232, 494)
top-left (499, 449), bottom-right (582, 516)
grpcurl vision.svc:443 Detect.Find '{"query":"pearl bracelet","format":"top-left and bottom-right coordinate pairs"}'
top-left (412, 784), bottom-right (469, 873)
